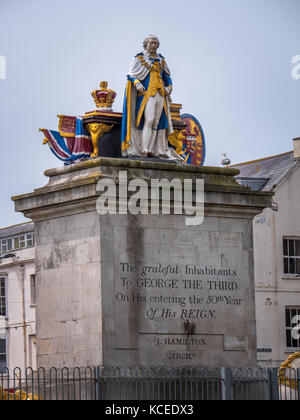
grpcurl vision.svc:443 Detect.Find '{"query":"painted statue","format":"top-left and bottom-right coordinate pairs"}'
top-left (121, 35), bottom-right (183, 161)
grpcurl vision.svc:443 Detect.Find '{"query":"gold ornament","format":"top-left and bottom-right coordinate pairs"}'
top-left (0, 386), bottom-right (42, 400)
top-left (39, 128), bottom-right (49, 144)
top-left (91, 81), bottom-right (117, 110)
top-left (278, 352), bottom-right (300, 390)
top-left (168, 130), bottom-right (185, 154)
top-left (85, 123), bottom-right (113, 157)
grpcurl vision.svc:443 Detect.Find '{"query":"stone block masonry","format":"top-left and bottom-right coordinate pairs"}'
top-left (12, 158), bottom-right (273, 368)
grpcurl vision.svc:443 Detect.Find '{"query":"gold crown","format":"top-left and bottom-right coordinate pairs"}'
top-left (91, 81), bottom-right (117, 110)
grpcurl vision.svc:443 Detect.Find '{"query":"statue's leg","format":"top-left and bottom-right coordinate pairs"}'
top-left (148, 94), bottom-right (164, 155)
top-left (142, 96), bottom-right (156, 156)
top-left (152, 94), bottom-right (164, 129)
top-left (142, 93), bottom-right (165, 156)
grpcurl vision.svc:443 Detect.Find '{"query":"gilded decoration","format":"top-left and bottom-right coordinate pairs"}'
top-left (278, 352), bottom-right (300, 390)
top-left (170, 103), bottom-right (183, 122)
top-left (57, 115), bottom-right (77, 137)
top-left (137, 54), bottom-right (166, 73)
top-left (91, 81), bottom-right (117, 110)
top-left (168, 130), bottom-right (186, 154)
top-left (180, 114), bottom-right (206, 166)
top-left (85, 122), bottom-right (113, 157)
top-left (39, 128), bottom-right (49, 144)
top-left (0, 386), bottom-right (41, 400)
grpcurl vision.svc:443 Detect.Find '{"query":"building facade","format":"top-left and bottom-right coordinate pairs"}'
top-left (0, 222), bottom-right (36, 371)
top-left (232, 138), bottom-right (300, 366)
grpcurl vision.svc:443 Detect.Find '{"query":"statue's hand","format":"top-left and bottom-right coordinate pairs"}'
top-left (164, 86), bottom-right (172, 96)
top-left (135, 82), bottom-right (145, 93)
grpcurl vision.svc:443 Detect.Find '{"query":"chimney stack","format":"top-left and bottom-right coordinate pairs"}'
top-left (293, 137), bottom-right (300, 160)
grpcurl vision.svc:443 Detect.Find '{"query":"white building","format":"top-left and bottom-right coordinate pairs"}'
top-left (232, 138), bottom-right (300, 366)
top-left (0, 222), bottom-right (36, 371)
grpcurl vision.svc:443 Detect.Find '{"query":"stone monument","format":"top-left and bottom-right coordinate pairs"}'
top-left (12, 36), bottom-right (273, 369)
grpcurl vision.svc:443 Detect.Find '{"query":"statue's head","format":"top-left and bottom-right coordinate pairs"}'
top-left (143, 35), bottom-right (160, 54)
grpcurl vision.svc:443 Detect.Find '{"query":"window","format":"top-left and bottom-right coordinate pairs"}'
top-left (0, 239), bottom-right (12, 253)
top-left (26, 233), bottom-right (34, 247)
top-left (0, 232), bottom-right (34, 254)
top-left (0, 277), bottom-right (6, 316)
top-left (285, 307), bottom-right (300, 348)
top-left (19, 235), bottom-right (26, 248)
top-left (283, 238), bottom-right (300, 276)
top-left (14, 237), bottom-right (20, 250)
top-left (0, 330), bottom-right (6, 371)
top-left (30, 274), bottom-right (36, 306)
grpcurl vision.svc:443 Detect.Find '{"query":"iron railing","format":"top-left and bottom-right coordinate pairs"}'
top-left (0, 366), bottom-right (299, 400)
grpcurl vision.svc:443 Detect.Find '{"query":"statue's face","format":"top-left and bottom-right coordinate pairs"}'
top-left (146, 38), bottom-right (159, 54)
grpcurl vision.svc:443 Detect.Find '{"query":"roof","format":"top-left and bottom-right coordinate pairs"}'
top-left (230, 151), bottom-right (297, 191)
top-left (0, 222), bottom-right (35, 240)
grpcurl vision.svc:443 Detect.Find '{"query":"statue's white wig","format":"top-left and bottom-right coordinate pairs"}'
top-left (143, 35), bottom-right (160, 50)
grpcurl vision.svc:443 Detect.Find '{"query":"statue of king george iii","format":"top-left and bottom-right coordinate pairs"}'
top-left (121, 35), bottom-right (183, 161)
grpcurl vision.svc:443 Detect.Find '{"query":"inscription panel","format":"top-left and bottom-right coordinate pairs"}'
top-left (114, 258), bottom-right (246, 362)
top-left (101, 216), bottom-right (257, 366)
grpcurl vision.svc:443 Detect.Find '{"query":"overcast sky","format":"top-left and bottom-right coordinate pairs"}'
top-left (0, 0), bottom-right (299, 227)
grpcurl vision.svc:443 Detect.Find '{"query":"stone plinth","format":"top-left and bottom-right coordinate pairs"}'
top-left (12, 158), bottom-right (273, 368)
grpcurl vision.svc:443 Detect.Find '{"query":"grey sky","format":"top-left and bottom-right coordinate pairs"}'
top-left (0, 0), bottom-right (299, 227)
